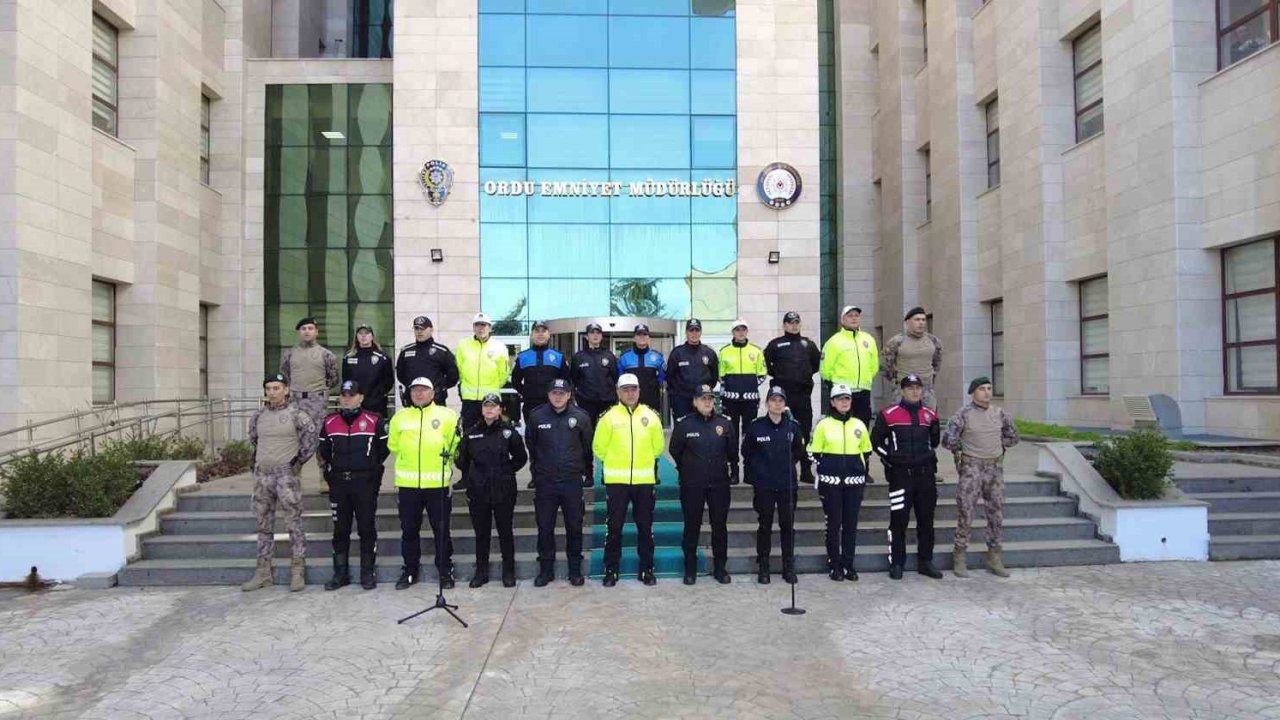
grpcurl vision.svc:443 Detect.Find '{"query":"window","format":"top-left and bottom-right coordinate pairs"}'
top-left (1223, 238), bottom-right (1279, 394)
top-left (199, 305), bottom-right (210, 398)
top-left (200, 95), bottom-right (211, 185)
top-left (1218, 0), bottom-right (1278, 68)
top-left (92, 281), bottom-right (116, 404)
top-left (921, 0), bottom-right (928, 65)
top-left (92, 14), bottom-right (119, 135)
top-left (991, 300), bottom-right (1004, 396)
top-left (1073, 24), bottom-right (1103, 142)
top-left (985, 98), bottom-right (1000, 188)
top-left (1079, 276), bottom-right (1110, 395)
top-left (351, 0), bottom-right (393, 58)
top-left (923, 149), bottom-right (932, 221)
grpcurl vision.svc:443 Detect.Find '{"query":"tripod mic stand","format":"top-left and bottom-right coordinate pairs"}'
top-left (781, 460), bottom-right (806, 616)
top-left (399, 435), bottom-right (467, 628)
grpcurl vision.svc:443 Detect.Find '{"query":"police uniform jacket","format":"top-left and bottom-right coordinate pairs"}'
top-left (318, 409), bottom-right (389, 476)
top-left (455, 418), bottom-right (528, 505)
top-left (617, 346), bottom-right (665, 410)
top-left (870, 400), bottom-right (941, 471)
top-left (511, 344), bottom-right (570, 406)
top-left (807, 410), bottom-right (872, 486)
top-left (342, 347), bottom-right (394, 412)
top-left (525, 403), bottom-right (594, 486)
top-left (569, 346), bottom-right (619, 404)
top-left (764, 332), bottom-right (821, 390)
top-left (396, 339), bottom-right (459, 396)
top-left (741, 414), bottom-right (806, 492)
top-left (669, 411), bottom-right (738, 487)
top-left (666, 342), bottom-right (719, 399)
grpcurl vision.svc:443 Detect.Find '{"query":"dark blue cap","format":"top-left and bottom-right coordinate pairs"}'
top-left (687, 319), bottom-right (703, 331)
top-left (550, 379), bottom-right (571, 393)
top-left (340, 380), bottom-right (361, 394)
top-left (634, 323), bottom-right (650, 335)
top-left (900, 374), bottom-right (924, 388)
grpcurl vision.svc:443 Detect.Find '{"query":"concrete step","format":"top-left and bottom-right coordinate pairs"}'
top-left (1208, 512), bottom-right (1280, 537)
top-left (1175, 474), bottom-right (1280, 495)
top-left (1187, 491), bottom-right (1280, 514)
top-left (116, 538), bottom-right (1120, 586)
top-left (157, 496), bottom-right (1080, 536)
top-left (138, 516), bottom-right (1099, 560)
top-left (174, 478), bottom-right (1065, 513)
top-left (1209, 534), bottom-right (1280, 561)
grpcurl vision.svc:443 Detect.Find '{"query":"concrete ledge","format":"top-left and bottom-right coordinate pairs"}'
top-left (75, 571), bottom-right (119, 589)
top-left (0, 461), bottom-right (198, 582)
top-left (1037, 443), bottom-right (1209, 562)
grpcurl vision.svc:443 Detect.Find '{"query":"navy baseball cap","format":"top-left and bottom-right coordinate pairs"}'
top-left (532, 319), bottom-right (549, 330)
top-left (634, 323), bottom-right (650, 335)
top-left (340, 380), bottom-right (361, 394)
top-left (354, 323), bottom-right (373, 334)
top-left (783, 311), bottom-right (801, 323)
top-left (263, 373), bottom-right (288, 387)
top-left (481, 392), bottom-right (502, 405)
top-left (550, 379), bottom-right (571, 393)
top-left (900, 373), bottom-right (924, 388)
top-left (767, 386), bottom-right (787, 400)
top-left (585, 322), bottom-right (603, 333)
top-left (696, 384), bottom-right (716, 398)
top-left (412, 315), bottom-right (432, 329)
top-left (687, 319), bottom-right (703, 331)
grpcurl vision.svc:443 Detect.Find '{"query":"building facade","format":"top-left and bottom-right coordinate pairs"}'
top-left (2, 0), bottom-right (1279, 439)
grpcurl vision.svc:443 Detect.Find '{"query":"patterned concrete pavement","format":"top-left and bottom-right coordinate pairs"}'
top-left (2, 562), bottom-right (1280, 719)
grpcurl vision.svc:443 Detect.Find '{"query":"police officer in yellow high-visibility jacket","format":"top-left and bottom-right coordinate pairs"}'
top-left (456, 312), bottom-right (511, 431)
top-left (820, 305), bottom-right (880, 428)
top-left (808, 383), bottom-right (873, 582)
top-left (593, 373), bottom-right (666, 587)
top-left (719, 318), bottom-right (767, 443)
top-left (387, 377), bottom-right (460, 591)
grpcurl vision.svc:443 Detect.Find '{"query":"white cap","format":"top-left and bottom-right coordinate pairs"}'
top-left (840, 305), bottom-right (862, 317)
top-left (732, 319), bottom-right (748, 330)
top-left (617, 373), bottom-right (639, 389)
top-left (830, 383), bottom-right (853, 398)
top-left (409, 377), bottom-right (434, 389)
top-left (472, 312), bottom-right (492, 325)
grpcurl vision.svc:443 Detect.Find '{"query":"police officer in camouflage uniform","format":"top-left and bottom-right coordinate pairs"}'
top-left (279, 317), bottom-right (338, 472)
top-left (941, 377), bottom-right (1020, 578)
top-left (243, 373), bottom-right (318, 593)
top-left (881, 307), bottom-right (943, 408)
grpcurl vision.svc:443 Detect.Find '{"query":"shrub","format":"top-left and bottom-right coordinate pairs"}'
top-left (1, 450), bottom-right (139, 519)
top-left (1092, 429), bottom-right (1175, 500)
top-left (1014, 419), bottom-right (1104, 442)
top-left (197, 440), bottom-right (254, 483)
top-left (101, 434), bottom-right (205, 462)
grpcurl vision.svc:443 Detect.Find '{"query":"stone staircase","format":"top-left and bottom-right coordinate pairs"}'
top-left (1172, 462), bottom-right (1280, 561)
top-left (118, 460), bottom-right (1119, 586)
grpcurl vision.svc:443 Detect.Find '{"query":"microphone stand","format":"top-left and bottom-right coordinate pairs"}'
top-left (399, 427), bottom-right (467, 628)
top-left (782, 424), bottom-right (806, 616)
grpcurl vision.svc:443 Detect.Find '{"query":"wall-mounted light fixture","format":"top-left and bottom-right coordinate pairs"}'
top-left (768, 251), bottom-right (781, 264)
top-left (430, 249), bottom-right (444, 263)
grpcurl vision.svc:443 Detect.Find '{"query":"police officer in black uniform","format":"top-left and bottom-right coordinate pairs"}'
top-left (569, 322), bottom-right (618, 421)
top-left (526, 378), bottom-right (594, 586)
top-left (669, 384), bottom-right (738, 585)
top-left (395, 315), bottom-right (459, 408)
top-left (764, 311), bottom-right (822, 443)
top-left (666, 319), bottom-right (719, 421)
top-left (617, 323), bottom-right (665, 412)
top-left (455, 392), bottom-right (528, 588)
top-left (742, 387), bottom-right (810, 585)
top-left (511, 319), bottom-right (571, 430)
top-left (342, 324), bottom-right (394, 417)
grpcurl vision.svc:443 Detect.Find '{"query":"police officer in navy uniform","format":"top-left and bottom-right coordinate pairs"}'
top-left (669, 384), bottom-right (738, 585)
top-left (569, 322), bottom-right (618, 421)
top-left (512, 319), bottom-right (570, 429)
top-left (395, 315), bottom-right (459, 408)
top-left (666, 319), bottom-right (719, 421)
top-left (525, 379), bottom-right (595, 586)
top-left (617, 323), bottom-right (666, 413)
top-left (741, 386), bottom-right (810, 585)
top-left (455, 392), bottom-right (528, 588)
top-left (764, 311), bottom-right (822, 443)
top-left (342, 324), bottom-right (394, 417)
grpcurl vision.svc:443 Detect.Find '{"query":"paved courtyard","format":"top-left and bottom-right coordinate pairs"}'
top-left (2, 562), bottom-right (1280, 719)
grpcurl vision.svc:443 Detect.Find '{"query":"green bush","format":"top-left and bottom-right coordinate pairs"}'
top-left (1014, 419), bottom-right (1104, 442)
top-left (197, 440), bottom-right (254, 483)
top-left (1092, 429), bottom-right (1175, 500)
top-left (101, 434), bottom-right (205, 462)
top-left (1, 450), bottom-right (139, 519)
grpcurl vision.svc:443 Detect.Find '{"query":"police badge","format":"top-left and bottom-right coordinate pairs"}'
top-left (503, 429), bottom-right (512, 439)
top-left (715, 425), bottom-right (724, 436)
top-left (418, 159), bottom-right (453, 207)
top-left (568, 417), bottom-right (577, 428)
top-left (641, 416), bottom-right (649, 426)
top-left (701, 356), bottom-right (709, 365)
top-left (371, 355), bottom-right (379, 364)
top-left (855, 428), bottom-right (863, 438)
top-left (432, 419), bottom-right (441, 429)
top-left (601, 358), bottom-right (609, 366)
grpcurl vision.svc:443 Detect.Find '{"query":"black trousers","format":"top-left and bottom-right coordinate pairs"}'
top-left (534, 480), bottom-right (585, 570)
top-left (576, 399), bottom-right (612, 422)
top-left (722, 400), bottom-right (758, 445)
top-left (328, 470), bottom-right (380, 559)
top-left (670, 395), bottom-right (694, 422)
top-left (818, 482), bottom-right (865, 570)
top-left (604, 484), bottom-right (656, 573)
top-left (779, 384), bottom-right (815, 443)
top-left (460, 400), bottom-right (483, 431)
top-left (397, 487), bottom-right (453, 575)
top-left (361, 396), bottom-right (389, 419)
top-left (468, 495), bottom-right (515, 572)
top-left (887, 466), bottom-right (938, 567)
top-left (680, 483), bottom-right (731, 572)
top-left (850, 390), bottom-right (873, 427)
top-left (753, 486), bottom-right (796, 566)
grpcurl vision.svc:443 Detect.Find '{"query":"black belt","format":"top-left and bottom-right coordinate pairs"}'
top-left (331, 469), bottom-right (376, 479)
top-left (293, 390), bottom-right (318, 399)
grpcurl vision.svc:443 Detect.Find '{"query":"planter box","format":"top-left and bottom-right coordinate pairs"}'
top-left (0, 461), bottom-right (197, 583)
top-left (1037, 443), bottom-right (1208, 562)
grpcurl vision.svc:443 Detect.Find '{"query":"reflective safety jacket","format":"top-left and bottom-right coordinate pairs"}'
top-left (387, 403), bottom-right (460, 488)
top-left (808, 410), bottom-right (872, 487)
top-left (718, 340), bottom-right (766, 403)
top-left (592, 403), bottom-right (665, 485)
top-left (819, 328), bottom-right (880, 392)
top-left (456, 336), bottom-right (511, 401)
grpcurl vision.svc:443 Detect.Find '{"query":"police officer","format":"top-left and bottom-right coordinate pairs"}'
top-left (718, 319), bottom-right (766, 442)
top-left (395, 315), bottom-right (459, 408)
top-left (764, 311), bottom-right (821, 442)
top-left (870, 374), bottom-right (943, 580)
top-left (387, 377), bottom-right (460, 590)
top-left (617, 323), bottom-right (665, 412)
top-left (456, 312), bottom-right (511, 431)
top-left (808, 383), bottom-right (873, 582)
top-left (669, 384), bottom-right (738, 585)
top-left (242, 374), bottom-right (317, 593)
top-left (511, 319), bottom-right (570, 431)
top-left (741, 387), bottom-right (809, 585)
top-left (526, 379), bottom-right (594, 586)
top-left (278, 317), bottom-right (337, 472)
top-left (569, 322), bottom-right (618, 421)
top-left (881, 307), bottom-right (943, 408)
top-left (342, 324), bottom-right (394, 417)
top-left (820, 305), bottom-right (880, 428)
top-left (667, 319), bottom-right (719, 421)
top-left (318, 380), bottom-right (389, 591)
top-left (593, 373), bottom-right (666, 587)
top-left (455, 392), bottom-right (528, 588)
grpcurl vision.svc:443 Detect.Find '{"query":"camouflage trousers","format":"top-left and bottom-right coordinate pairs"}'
top-left (252, 465), bottom-right (306, 562)
top-left (891, 384), bottom-right (937, 409)
top-left (291, 391), bottom-right (327, 433)
top-left (953, 455), bottom-right (1004, 551)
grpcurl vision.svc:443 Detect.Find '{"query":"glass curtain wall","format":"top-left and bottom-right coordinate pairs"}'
top-left (479, 0), bottom-right (738, 334)
top-left (264, 83), bottom-right (394, 373)
top-left (818, 0), bottom-right (840, 343)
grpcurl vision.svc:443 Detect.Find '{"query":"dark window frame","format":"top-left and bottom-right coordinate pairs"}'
top-left (921, 0), bottom-right (928, 65)
top-left (923, 149), bottom-right (932, 221)
top-left (1072, 23), bottom-right (1103, 143)
top-left (92, 13), bottom-right (119, 136)
top-left (985, 98), bottom-right (1000, 188)
top-left (1217, 0), bottom-right (1278, 70)
top-left (1079, 276), bottom-right (1109, 396)
top-left (991, 300), bottom-right (1004, 397)
top-left (199, 304), bottom-right (210, 399)
top-left (1222, 236), bottom-right (1280, 395)
top-left (200, 95), bottom-right (211, 185)
top-left (92, 280), bottom-right (116, 405)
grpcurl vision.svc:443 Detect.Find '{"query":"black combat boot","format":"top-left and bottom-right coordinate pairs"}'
top-left (534, 561), bottom-right (554, 587)
top-left (683, 554), bottom-right (697, 585)
top-left (502, 558), bottom-right (516, 588)
top-left (758, 558), bottom-right (771, 585)
top-left (568, 559), bottom-right (585, 586)
top-left (359, 552), bottom-right (377, 590)
top-left (324, 554), bottom-right (350, 591)
top-left (395, 565), bottom-right (419, 590)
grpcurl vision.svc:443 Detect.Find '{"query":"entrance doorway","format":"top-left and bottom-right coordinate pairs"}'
top-left (545, 317), bottom-right (678, 423)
